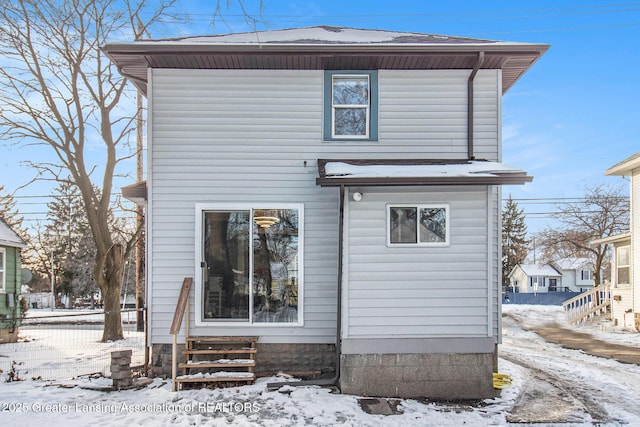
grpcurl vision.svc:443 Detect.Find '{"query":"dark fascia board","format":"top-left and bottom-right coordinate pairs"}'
top-left (102, 41), bottom-right (549, 95)
top-left (315, 158), bottom-right (533, 187)
top-left (121, 181), bottom-right (147, 206)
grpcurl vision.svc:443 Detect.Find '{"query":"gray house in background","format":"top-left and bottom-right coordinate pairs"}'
top-left (105, 26), bottom-right (547, 399)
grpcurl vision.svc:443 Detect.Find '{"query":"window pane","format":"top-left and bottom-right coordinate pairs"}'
top-left (203, 211), bottom-right (250, 320)
top-left (618, 267), bottom-right (630, 284)
top-left (333, 77), bottom-right (369, 105)
top-left (0, 251), bottom-right (4, 269)
top-left (390, 207), bottom-right (417, 244)
top-left (253, 209), bottom-right (299, 323)
top-left (419, 208), bottom-right (447, 243)
top-left (617, 246), bottom-right (629, 266)
top-left (334, 108), bottom-right (367, 136)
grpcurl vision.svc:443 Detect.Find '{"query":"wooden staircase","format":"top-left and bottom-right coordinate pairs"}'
top-left (170, 278), bottom-right (259, 391)
top-left (175, 336), bottom-right (258, 390)
top-left (562, 284), bottom-right (611, 325)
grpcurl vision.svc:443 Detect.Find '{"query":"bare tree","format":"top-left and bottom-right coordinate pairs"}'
top-left (0, 0), bottom-right (175, 340)
top-left (535, 185), bottom-right (629, 285)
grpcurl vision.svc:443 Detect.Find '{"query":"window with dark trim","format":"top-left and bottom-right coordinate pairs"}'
top-left (324, 71), bottom-right (378, 141)
top-left (387, 204), bottom-right (449, 246)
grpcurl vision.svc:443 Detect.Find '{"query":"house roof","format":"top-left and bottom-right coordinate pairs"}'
top-left (515, 264), bottom-right (561, 277)
top-left (121, 181), bottom-right (147, 207)
top-left (552, 257), bottom-right (593, 271)
top-left (102, 26), bottom-right (549, 96)
top-left (605, 151), bottom-right (640, 176)
top-left (0, 216), bottom-right (26, 249)
top-left (591, 232), bottom-right (632, 246)
top-left (316, 159), bottom-right (533, 187)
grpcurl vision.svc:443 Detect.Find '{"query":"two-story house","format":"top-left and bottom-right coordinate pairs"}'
top-left (592, 152), bottom-right (639, 330)
top-left (104, 26), bottom-right (547, 399)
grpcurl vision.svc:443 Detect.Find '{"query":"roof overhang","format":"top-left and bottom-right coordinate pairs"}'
top-left (316, 159), bottom-right (533, 187)
top-left (122, 181), bottom-right (147, 207)
top-left (605, 152), bottom-right (640, 176)
top-left (591, 232), bottom-right (632, 246)
top-left (102, 27), bottom-right (548, 96)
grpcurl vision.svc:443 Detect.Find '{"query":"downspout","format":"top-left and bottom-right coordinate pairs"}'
top-left (467, 52), bottom-right (485, 160)
top-left (267, 185), bottom-right (345, 390)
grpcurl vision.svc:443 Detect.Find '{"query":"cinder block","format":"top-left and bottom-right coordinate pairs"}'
top-left (111, 350), bottom-right (132, 359)
top-left (111, 369), bottom-right (132, 380)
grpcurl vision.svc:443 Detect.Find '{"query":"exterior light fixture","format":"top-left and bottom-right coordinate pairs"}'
top-left (352, 192), bottom-right (363, 201)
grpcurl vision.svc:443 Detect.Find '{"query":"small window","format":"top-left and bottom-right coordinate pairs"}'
top-left (617, 246), bottom-right (630, 285)
top-left (581, 270), bottom-right (592, 281)
top-left (387, 205), bottom-right (449, 246)
top-left (324, 71), bottom-right (378, 141)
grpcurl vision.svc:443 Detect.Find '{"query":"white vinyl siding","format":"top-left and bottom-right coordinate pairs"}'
top-left (148, 68), bottom-right (501, 344)
top-left (343, 186), bottom-right (493, 339)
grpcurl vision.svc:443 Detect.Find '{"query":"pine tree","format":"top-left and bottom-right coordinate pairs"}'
top-left (502, 195), bottom-right (529, 289)
top-left (43, 181), bottom-right (97, 306)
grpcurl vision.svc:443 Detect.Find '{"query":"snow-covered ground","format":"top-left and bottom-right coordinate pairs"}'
top-left (0, 305), bottom-right (638, 426)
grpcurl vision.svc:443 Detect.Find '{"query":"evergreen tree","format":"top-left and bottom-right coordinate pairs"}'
top-left (43, 180), bottom-right (97, 306)
top-left (502, 195), bottom-right (529, 289)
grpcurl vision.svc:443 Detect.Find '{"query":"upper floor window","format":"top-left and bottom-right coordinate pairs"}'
top-left (324, 71), bottom-right (378, 141)
top-left (581, 270), bottom-right (592, 280)
top-left (387, 204), bottom-right (449, 247)
top-left (617, 246), bottom-right (630, 285)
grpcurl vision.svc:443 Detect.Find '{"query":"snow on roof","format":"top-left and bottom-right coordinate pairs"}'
top-left (518, 264), bottom-right (561, 277)
top-left (147, 26), bottom-right (501, 46)
top-left (0, 216), bottom-right (26, 248)
top-left (553, 258), bottom-right (593, 271)
top-left (323, 160), bottom-right (525, 179)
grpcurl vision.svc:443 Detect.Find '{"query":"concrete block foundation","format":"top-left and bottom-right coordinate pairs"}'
top-left (340, 352), bottom-right (495, 399)
top-left (150, 342), bottom-right (336, 378)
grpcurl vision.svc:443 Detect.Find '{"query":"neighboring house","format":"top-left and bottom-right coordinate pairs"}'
top-left (551, 258), bottom-right (595, 293)
top-left (105, 26), bottom-right (547, 398)
top-left (592, 151), bottom-right (640, 330)
top-left (0, 216), bottom-right (26, 343)
top-left (508, 264), bottom-right (561, 294)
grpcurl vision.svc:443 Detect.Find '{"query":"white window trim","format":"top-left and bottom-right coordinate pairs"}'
top-left (194, 203), bottom-right (304, 327)
top-left (616, 245), bottom-right (631, 287)
top-left (386, 204), bottom-right (450, 247)
top-left (331, 74), bottom-right (370, 139)
top-left (0, 248), bottom-right (5, 292)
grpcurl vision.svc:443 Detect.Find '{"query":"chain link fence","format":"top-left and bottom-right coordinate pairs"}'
top-left (0, 309), bottom-right (145, 382)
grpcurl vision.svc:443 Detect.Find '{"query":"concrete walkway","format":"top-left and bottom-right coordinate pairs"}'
top-left (532, 323), bottom-right (640, 365)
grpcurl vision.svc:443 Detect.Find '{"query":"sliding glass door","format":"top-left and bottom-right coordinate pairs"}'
top-left (200, 206), bottom-right (301, 324)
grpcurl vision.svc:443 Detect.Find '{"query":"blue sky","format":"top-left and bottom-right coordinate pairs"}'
top-left (2, 0), bottom-right (639, 234)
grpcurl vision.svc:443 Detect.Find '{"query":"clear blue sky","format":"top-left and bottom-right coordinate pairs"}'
top-left (2, 0), bottom-right (639, 234)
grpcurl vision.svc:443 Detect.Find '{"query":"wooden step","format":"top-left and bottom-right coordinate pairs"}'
top-left (175, 372), bottom-right (255, 383)
top-left (179, 359), bottom-right (255, 369)
top-left (183, 348), bottom-right (257, 355)
top-left (187, 336), bottom-right (258, 343)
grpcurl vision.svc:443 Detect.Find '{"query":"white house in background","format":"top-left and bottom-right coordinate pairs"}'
top-left (508, 264), bottom-right (561, 294)
top-left (550, 258), bottom-right (595, 292)
top-left (104, 26), bottom-right (547, 398)
top-left (592, 151), bottom-right (639, 330)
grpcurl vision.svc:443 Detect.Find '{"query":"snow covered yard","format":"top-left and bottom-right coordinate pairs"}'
top-left (0, 305), bottom-right (638, 426)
